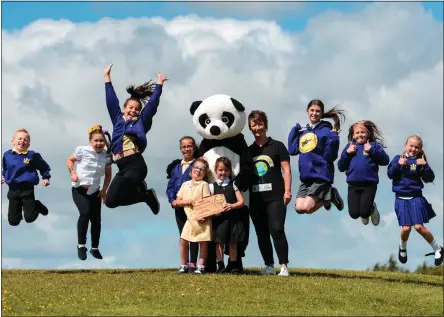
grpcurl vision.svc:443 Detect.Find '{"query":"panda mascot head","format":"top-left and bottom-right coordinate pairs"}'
top-left (190, 94), bottom-right (246, 140)
top-left (190, 94), bottom-right (252, 192)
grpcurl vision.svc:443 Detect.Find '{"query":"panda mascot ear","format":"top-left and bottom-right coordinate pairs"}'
top-left (230, 98), bottom-right (245, 112)
top-left (190, 101), bottom-right (203, 115)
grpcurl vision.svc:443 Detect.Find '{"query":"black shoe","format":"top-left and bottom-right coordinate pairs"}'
top-left (217, 261), bottom-right (226, 273)
top-left (237, 258), bottom-right (244, 273)
top-left (223, 260), bottom-right (240, 274)
top-left (146, 188), bottom-right (160, 215)
top-left (90, 249), bottom-right (103, 260)
top-left (78, 246), bottom-right (87, 260)
top-left (36, 200), bottom-right (49, 216)
top-left (323, 200), bottom-right (331, 211)
top-left (398, 247), bottom-right (407, 264)
top-left (426, 247), bottom-right (444, 266)
top-left (331, 187), bottom-right (344, 211)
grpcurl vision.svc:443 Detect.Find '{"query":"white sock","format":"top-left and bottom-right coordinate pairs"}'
top-left (430, 239), bottom-right (441, 252)
top-left (399, 240), bottom-right (407, 257)
top-left (78, 244), bottom-right (86, 248)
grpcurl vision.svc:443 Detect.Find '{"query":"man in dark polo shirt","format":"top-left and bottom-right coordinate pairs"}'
top-left (248, 110), bottom-right (292, 277)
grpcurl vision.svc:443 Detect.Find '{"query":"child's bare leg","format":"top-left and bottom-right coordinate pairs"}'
top-left (228, 243), bottom-right (237, 261)
top-left (180, 238), bottom-right (189, 265)
top-left (216, 243), bottom-right (224, 262)
top-left (414, 224), bottom-right (434, 243)
top-left (198, 242), bottom-right (208, 266)
top-left (400, 226), bottom-right (411, 242)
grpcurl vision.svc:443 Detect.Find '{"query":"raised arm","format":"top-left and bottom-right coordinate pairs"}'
top-left (323, 131), bottom-right (340, 162)
top-left (104, 64), bottom-right (121, 125)
top-left (369, 143), bottom-right (390, 166)
top-left (288, 123), bottom-right (302, 156)
top-left (141, 72), bottom-right (168, 133)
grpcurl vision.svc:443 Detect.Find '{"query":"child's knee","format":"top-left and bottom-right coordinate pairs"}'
top-left (104, 197), bottom-right (118, 209)
top-left (401, 226), bottom-right (412, 234)
top-left (23, 215), bottom-right (36, 223)
top-left (350, 213), bottom-right (360, 220)
top-left (8, 218), bottom-right (21, 226)
top-left (414, 224), bottom-right (424, 232)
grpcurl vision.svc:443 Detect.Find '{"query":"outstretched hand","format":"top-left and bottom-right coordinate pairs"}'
top-left (398, 154), bottom-right (407, 166)
top-left (157, 72), bottom-right (168, 85)
top-left (42, 179), bottom-right (50, 187)
top-left (104, 63), bottom-right (113, 76)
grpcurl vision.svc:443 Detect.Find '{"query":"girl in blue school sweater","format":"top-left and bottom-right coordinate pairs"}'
top-left (2, 128), bottom-right (51, 226)
top-left (166, 136), bottom-right (200, 272)
top-left (338, 120), bottom-right (389, 226)
top-left (288, 99), bottom-right (346, 214)
top-left (387, 135), bottom-right (443, 266)
top-left (103, 63), bottom-right (168, 214)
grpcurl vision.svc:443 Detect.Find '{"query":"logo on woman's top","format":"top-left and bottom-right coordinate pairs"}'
top-left (299, 133), bottom-right (318, 153)
top-left (253, 155), bottom-right (274, 177)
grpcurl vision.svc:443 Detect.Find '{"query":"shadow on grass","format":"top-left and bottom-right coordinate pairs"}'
top-left (5, 268), bottom-right (442, 287)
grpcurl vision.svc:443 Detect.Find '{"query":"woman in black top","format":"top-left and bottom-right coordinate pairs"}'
top-left (248, 110), bottom-right (292, 277)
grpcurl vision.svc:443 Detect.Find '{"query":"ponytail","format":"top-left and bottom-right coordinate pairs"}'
top-left (322, 106), bottom-right (346, 131)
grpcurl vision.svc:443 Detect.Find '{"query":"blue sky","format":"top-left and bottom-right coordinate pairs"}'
top-left (1, 2), bottom-right (443, 272)
top-left (2, 2), bottom-right (442, 32)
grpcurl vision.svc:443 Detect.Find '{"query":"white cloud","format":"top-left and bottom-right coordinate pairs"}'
top-left (1, 2), bottom-right (442, 271)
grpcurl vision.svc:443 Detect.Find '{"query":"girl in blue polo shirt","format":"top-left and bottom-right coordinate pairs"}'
top-left (288, 99), bottom-right (346, 214)
top-left (103, 63), bottom-right (168, 214)
top-left (387, 135), bottom-right (443, 266)
top-left (338, 120), bottom-right (389, 226)
top-left (2, 128), bottom-right (51, 226)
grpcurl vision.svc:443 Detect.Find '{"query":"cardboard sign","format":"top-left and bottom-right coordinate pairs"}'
top-left (194, 194), bottom-right (227, 218)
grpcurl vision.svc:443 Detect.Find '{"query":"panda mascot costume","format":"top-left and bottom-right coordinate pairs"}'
top-left (190, 94), bottom-right (253, 273)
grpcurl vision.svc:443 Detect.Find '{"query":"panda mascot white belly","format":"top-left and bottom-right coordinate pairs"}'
top-left (190, 94), bottom-right (253, 273)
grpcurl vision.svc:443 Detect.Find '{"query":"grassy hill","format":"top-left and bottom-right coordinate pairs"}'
top-left (2, 268), bottom-right (443, 316)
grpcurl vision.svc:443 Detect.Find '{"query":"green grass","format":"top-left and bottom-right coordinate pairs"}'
top-left (2, 268), bottom-right (443, 316)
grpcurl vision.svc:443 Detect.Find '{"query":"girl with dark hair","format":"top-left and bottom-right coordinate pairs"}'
top-left (288, 99), bottom-right (346, 214)
top-left (166, 136), bottom-right (200, 272)
top-left (248, 110), bottom-right (292, 277)
top-left (209, 156), bottom-right (245, 273)
top-left (66, 125), bottom-right (113, 260)
top-left (388, 135), bottom-right (443, 266)
top-left (338, 120), bottom-right (389, 226)
top-left (103, 63), bottom-right (168, 214)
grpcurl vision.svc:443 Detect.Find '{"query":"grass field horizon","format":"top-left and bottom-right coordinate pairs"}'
top-left (2, 267), bottom-right (443, 316)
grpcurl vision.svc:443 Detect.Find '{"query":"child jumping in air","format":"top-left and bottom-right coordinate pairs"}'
top-left (103, 63), bottom-right (168, 214)
top-left (338, 120), bottom-right (389, 226)
top-left (2, 128), bottom-right (50, 226)
top-left (174, 158), bottom-right (212, 274)
top-left (66, 125), bottom-right (113, 260)
top-left (209, 157), bottom-right (245, 274)
top-left (288, 99), bottom-right (346, 214)
top-left (387, 135), bottom-right (443, 266)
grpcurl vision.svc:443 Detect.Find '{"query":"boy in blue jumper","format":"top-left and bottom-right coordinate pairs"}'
top-left (2, 129), bottom-right (50, 226)
top-left (103, 63), bottom-right (168, 214)
top-left (387, 135), bottom-right (443, 266)
top-left (338, 120), bottom-right (389, 226)
top-left (288, 99), bottom-right (346, 214)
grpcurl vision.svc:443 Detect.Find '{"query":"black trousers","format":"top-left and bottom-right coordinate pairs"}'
top-left (250, 200), bottom-right (289, 265)
top-left (175, 207), bottom-right (199, 264)
top-left (7, 189), bottom-right (45, 226)
top-left (72, 187), bottom-right (102, 248)
top-left (347, 184), bottom-right (377, 219)
top-left (105, 153), bottom-right (148, 208)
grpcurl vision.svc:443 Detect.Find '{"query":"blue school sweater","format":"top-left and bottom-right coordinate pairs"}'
top-left (337, 142), bottom-right (389, 184)
top-left (288, 120), bottom-right (340, 183)
top-left (105, 82), bottom-right (163, 155)
top-left (2, 149), bottom-right (51, 190)
top-left (166, 161), bottom-right (193, 204)
top-left (387, 155), bottom-right (435, 197)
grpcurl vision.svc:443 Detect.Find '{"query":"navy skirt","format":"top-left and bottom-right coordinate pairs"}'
top-left (394, 196), bottom-right (436, 226)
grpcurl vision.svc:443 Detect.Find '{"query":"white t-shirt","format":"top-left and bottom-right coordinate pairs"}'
top-left (72, 145), bottom-right (111, 195)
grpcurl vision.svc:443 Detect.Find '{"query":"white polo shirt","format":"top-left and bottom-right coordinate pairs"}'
top-left (72, 145), bottom-right (111, 195)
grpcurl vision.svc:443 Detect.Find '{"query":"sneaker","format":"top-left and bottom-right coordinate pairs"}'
top-left (398, 247), bottom-right (407, 264)
top-left (370, 203), bottom-right (380, 226)
top-left (194, 266), bottom-right (205, 274)
top-left (146, 188), bottom-right (160, 215)
top-left (362, 217), bottom-right (369, 225)
top-left (323, 200), bottom-right (332, 211)
top-left (36, 200), bottom-right (49, 216)
top-left (278, 266), bottom-right (289, 276)
top-left (177, 265), bottom-right (188, 274)
top-left (90, 249), bottom-right (103, 260)
top-left (78, 246), bottom-right (87, 261)
top-left (330, 187), bottom-right (344, 211)
top-left (435, 247), bottom-right (443, 266)
top-left (261, 266), bottom-right (276, 275)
